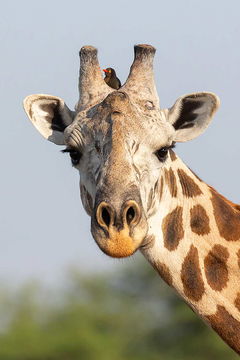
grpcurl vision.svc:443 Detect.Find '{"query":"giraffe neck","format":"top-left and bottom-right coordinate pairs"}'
top-left (141, 151), bottom-right (240, 354)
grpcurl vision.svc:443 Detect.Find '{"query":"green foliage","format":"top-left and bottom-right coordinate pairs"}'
top-left (0, 259), bottom-right (237, 360)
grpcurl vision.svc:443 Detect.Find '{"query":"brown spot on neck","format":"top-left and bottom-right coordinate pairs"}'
top-left (190, 204), bottom-right (210, 235)
top-left (169, 149), bottom-right (177, 161)
top-left (235, 293), bottom-right (240, 312)
top-left (159, 176), bottom-right (164, 201)
top-left (177, 169), bottom-right (202, 198)
top-left (211, 188), bottom-right (240, 241)
top-left (238, 249), bottom-right (240, 269)
top-left (210, 186), bottom-right (240, 212)
top-left (147, 188), bottom-right (154, 212)
top-left (153, 261), bottom-right (173, 286)
top-left (204, 244), bottom-right (229, 291)
top-left (162, 206), bottom-right (184, 251)
top-left (164, 168), bottom-right (177, 197)
top-left (206, 305), bottom-right (240, 354)
top-left (188, 167), bottom-right (203, 183)
top-left (181, 245), bottom-right (205, 302)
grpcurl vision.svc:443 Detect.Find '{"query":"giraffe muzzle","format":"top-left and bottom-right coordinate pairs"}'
top-left (92, 200), bottom-right (147, 258)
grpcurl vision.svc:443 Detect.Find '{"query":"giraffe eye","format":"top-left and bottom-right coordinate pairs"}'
top-left (155, 143), bottom-right (175, 162)
top-left (155, 147), bottom-right (169, 162)
top-left (62, 148), bottom-right (82, 166)
top-left (69, 150), bottom-right (81, 165)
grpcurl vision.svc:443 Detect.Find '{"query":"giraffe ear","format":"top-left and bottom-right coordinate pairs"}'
top-left (23, 94), bottom-right (75, 145)
top-left (168, 92), bottom-right (220, 142)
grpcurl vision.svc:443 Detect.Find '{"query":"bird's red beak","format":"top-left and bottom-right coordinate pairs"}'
top-left (103, 69), bottom-right (108, 73)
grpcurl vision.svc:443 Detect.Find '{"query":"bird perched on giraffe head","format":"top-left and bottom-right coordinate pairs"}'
top-left (103, 68), bottom-right (121, 90)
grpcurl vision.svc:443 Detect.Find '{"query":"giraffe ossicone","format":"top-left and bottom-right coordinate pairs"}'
top-left (23, 44), bottom-right (240, 354)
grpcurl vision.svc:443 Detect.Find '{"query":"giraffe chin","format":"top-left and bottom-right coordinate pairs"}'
top-left (95, 227), bottom-right (144, 258)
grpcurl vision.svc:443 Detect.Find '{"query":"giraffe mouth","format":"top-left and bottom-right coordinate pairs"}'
top-left (91, 220), bottom-right (148, 258)
top-left (96, 233), bottom-right (138, 258)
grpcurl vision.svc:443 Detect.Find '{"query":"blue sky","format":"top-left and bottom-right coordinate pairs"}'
top-left (1, 0), bottom-right (240, 285)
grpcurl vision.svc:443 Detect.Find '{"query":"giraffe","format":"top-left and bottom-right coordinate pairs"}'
top-left (23, 44), bottom-right (240, 354)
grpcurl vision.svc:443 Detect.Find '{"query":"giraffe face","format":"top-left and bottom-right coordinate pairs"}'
top-left (63, 92), bottom-right (175, 257)
top-left (24, 88), bottom-right (219, 259)
top-left (23, 45), bottom-right (219, 259)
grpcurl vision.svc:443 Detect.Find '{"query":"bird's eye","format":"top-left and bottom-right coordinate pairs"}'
top-left (62, 148), bottom-right (82, 166)
top-left (155, 147), bottom-right (169, 162)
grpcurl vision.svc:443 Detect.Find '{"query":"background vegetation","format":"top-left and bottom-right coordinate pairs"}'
top-left (0, 259), bottom-right (237, 360)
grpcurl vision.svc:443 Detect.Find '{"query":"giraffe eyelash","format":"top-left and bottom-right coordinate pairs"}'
top-left (169, 142), bottom-right (176, 149)
top-left (61, 148), bottom-right (82, 166)
top-left (155, 143), bottom-right (176, 162)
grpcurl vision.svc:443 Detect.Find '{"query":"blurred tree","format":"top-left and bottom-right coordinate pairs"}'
top-left (0, 258), bottom-right (238, 359)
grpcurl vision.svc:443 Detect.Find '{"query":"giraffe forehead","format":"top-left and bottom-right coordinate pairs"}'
top-left (71, 99), bottom-right (174, 148)
top-left (113, 111), bottom-right (174, 147)
top-left (93, 116), bottom-right (173, 154)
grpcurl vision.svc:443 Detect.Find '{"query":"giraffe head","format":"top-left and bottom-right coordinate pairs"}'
top-left (23, 45), bottom-right (219, 258)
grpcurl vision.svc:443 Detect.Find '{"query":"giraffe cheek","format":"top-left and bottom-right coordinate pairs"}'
top-left (80, 184), bottom-right (94, 216)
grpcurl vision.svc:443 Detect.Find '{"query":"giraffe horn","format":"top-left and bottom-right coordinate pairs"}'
top-left (76, 46), bottom-right (111, 111)
top-left (122, 44), bottom-right (160, 107)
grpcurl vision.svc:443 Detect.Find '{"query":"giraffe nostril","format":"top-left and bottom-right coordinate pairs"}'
top-left (102, 207), bottom-right (111, 227)
top-left (126, 206), bottom-right (136, 225)
top-left (96, 200), bottom-right (141, 230)
top-left (124, 201), bottom-right (141, 227)
top-left (96, 202), bottom-right (114, 229)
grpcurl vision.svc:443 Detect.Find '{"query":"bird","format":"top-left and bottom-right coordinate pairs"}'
top-left (103, 68), bottom-right (121, 90)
